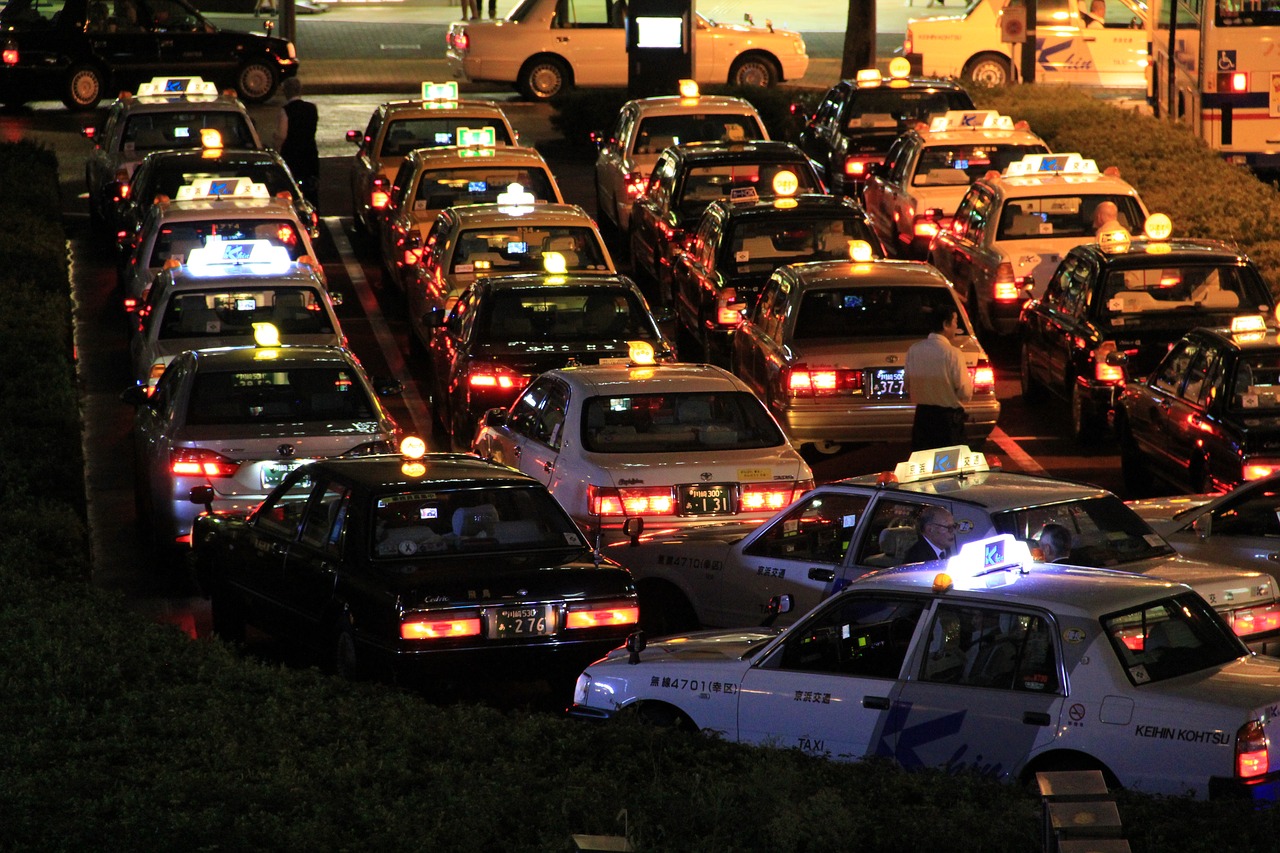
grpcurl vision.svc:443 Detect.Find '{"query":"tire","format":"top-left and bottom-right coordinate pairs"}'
top-left (729, 53), bottom-right (779, 88)
top-left (63, 65), bottom-right (105, 110)
top-left (210, 585), bottom-right (247, 644)
top-left (517, 56), bottom-right (569, 100)
top-left (236, 61), bottom-right (279, 103)
top-left (637, 581), bottom-right (699, 637)
top-left (964, 53), bottom-right (1012, 87)
top-left (1019, 344), bottom-right (1044, 402)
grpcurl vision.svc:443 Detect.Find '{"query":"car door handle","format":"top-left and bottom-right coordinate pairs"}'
top-left (556, 35), bottom-right (569, 42)
top-left (512, 445), bottom-right (521, 460)
top-left (1023, 711), bottom-right (1051, 726)
top-left (863, 696), bottom-right (890, 710)
top-left (1268, 553), bottom-right (1280, 562)
top-left (808, 567), bottom-right (836, 582)
top-left (541, 460), bottom-right (554, 473)
top-left (270, 542), bottom-right (288, 556)
top-left (1082, 36), bottom-right (1097, 41)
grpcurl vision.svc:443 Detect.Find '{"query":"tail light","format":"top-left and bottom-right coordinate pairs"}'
top-left (449, 29), bottom-right (469, 51)
top-left (1236, 720), bottom-right (1270, 780)
top-left (970, 360), bottom-right (995, 393)
top-left (913, 209), bottom-right (950, 241)
top-left (1094, 360), bottom-right (1124, 383)
top-left (783, 364), bottom-right (863, 397)
top-left (403, 245), bottom-right (423, 267)
top-left (1244, 462), bottom-right (1280, 481)
top-left (844, 158), bottom-right (877, 177)
top-left (2, 44), bottom-right (18, 66)
top-left (170, 447), bottom-right (240, 478)
top-left (467, 365), bottom-right (522, 389)
top-left (124, 295), bottom-right (139, 313)
top-left (588, 485), bottom-right (676, 517)
top-left (741, 479), bottom-right (813, 512)
top-left (903, 31), bottom-right (913, 54)
top-left (370, 176), bottom-right (390, 210)
top-left (625, 171), bottom-right (647, 198)
top-left (566, 600), bottom-right (640, 629)
top-left (993, 263), bottom-right (1029, 302)
top-left (715, 287), bottom-right (745, 326)
top-left (401, 611), bottom-right (482, 640)
top-left (1226, 601), bottom-right (1280, 639)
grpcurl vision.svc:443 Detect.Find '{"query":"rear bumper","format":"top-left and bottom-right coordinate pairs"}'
top-left (779, 398), bottom-right (1000, 445)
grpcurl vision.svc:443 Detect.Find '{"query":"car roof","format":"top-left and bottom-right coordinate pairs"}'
top-left (447, 202), bottom-right (596, 227)
top-left (668, 140), bottom-right (809, 164)
top-left (405, 145), bottom-right (549, 168)
top-left (167, 263), bottom-right (324, 289)
top-left (380, 98), bottom-right (509, 118)
top-left (1069, 239), bottom-right (1251, 267)
top-left (709, 194), bottom-right (863, 220)
top-left (114, 93), bottom-right (246, 113)
top-left (985, 172), bottom-right (1142, 198)
top-left (784, 258), bottom-right (952, 289)
top-left (547, 362), bottom-right (749, 394)
top-left (187, 344), bottom-right (357, 370)
top-left (834, 467), bottom-right (1113, 511)
top-left (474, 272), bottom-right (637, 291)
top-left (310, 452), bottom-right (543, 491)
top-left (843, 75), bottom-right (969, 92)
top-left (150, 197), bottom-right (299, 222)
top-left (141, 147), bottom-right (283, 168)
top-left (628, 94), bottom-right (762, 116)
top-left (1185, 324), bottom-right (1280, 353)
top-left (921, 127), bottom-right (1045, 146)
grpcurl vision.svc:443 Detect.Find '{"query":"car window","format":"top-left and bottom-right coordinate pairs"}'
top-left (299, 481), bottom-right (351, 552)
top-left (1151, 339), bottom-right (1199, 396)
top-left (1180, 344), bottom-right (1220, 406)
top-left (919, 604), bottom-right (1060, 692)
top-left (185, 365), bottom-right (375, 425)
top-left (144, 0), bottom-right (205, 32)
top-left (379, 117), bottom-right (514, 157)
top-left (1102, 263), bottom-right (1268, 318)
top-left (150, 158), bottom-right (300, 203)
top-left (580, 391), bottom-right (786, 453)
top-left (996, 194), bottom-right (1143, 241)
top-left (728, 213), bottom-right (880, 273)
top-left (254, 474), bottom-right (320, 541)
top-left (1229, 352), bottom-right (1280, 412)
top-left (632, 113), bottom-right (765, 155)
top-left (1211, 486), bottom-right (1280, 537)
top-left (990, 495), bottom-right (1177, 567)
top-left (414, 165), bottom-right (559, 209)
top-left (122, 113), bottom-right (256, 152)
top-left (476, 288), bottom-right (656, 343)
top-left (1103, 592), bottom-right (1245, 685)
top-left (450, 226), bottom-right (608, 274)
top-left (675, 161), bottom-right (820, 217)
top-left (2, 0), bottom-right (68, 26)
top-left (743, 491), bottom-right (870, 564)
top-left (789, 285), bottom-right (961, 341)
top-left (147, 217), bottom-right (306, 266)
top-left (911, 143), bottom-right (1048, 188)
top-left (774, 594), bottom-right (927, 679)
top-left (854, 499), bottom-right (934, 569)
top-left (156, 286), bottom-right (335, 341)
top-left (844, 88), bottom-right (973, 126)
top-left (508, 378), bottom-right (552, 440)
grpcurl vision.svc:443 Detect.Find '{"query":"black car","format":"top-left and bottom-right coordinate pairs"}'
top-left (670, 193), bottom-right (883, 362)
top-left (796, 73), bottom-right (973, 198)
top-left (628, 140), bottom-right (824, 306)
top-left (1117, 319), bottom-right (1280, 495)
top-left (422, 272), bottom-right (675, 446)
top-left (1020, 231), bottom-right (1275, 442)
top-left (190, 450), bottom-right (640, 687)
top-left (0, 0), bottom-right (297, 110)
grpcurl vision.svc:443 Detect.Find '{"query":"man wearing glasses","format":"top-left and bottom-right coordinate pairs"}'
top-left (902, 505), bottom-right (959, 563)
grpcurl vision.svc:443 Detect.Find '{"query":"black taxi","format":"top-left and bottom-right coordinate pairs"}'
top-left (0, 0), bottom-right (297, 110)
top-left (628, 140), bottom-right (823, 306)
top-left (670, 192), bottom-right (881, 362)
top-left (795, 62), bottom-right (973, 198)
top-left (1019, 216), bottom-right (1275, 442)
top-left (1117, 316), bottom-right (1280, 495)
top-left (189, 441), bottom-right (639, 688)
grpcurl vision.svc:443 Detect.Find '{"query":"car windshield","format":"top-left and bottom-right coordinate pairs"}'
top-left (996, 194), bottom-right (1145, 241)
top-left (379, 118), bottom-right (513, 157)
top-left (581, 391), bottom-right (786, 453)
top-left (185, 364), bottom-right (374, 425)
top-left (145, 159), bottom-right (301, 205)
top-left (729, 214), bottom-right (881, 273)
top-left (676, 162), bottom-right (820, 217)
top-left (1103, 592), bottom-right (1246, 684)
top-left (1101, 263), bottom-right (1271, 318)
top-left (847, 89), bottom-right (973, 126)
top-left (912, 143), bottom-right (1049, 187)
top-left (1228, 352), bottom-right (1280, 412)
top-left (991, 495), bottom-right (1177, 566)
top-left (790, 285), bottom-right (962, 340)
top-left (147, 218), bottom-right (305, 266)
top-left (154, 286), bottom-right (335, 341)
top-left (477, 288), bottom-right (656, 343)
top-left (631, 113), bottom-right (765, 156)
top-left (123, 113), bottom-right (257, 152)
top-left (371, 484), bottom-right (585, 559)
top-left (451, 226), bottom-right (609, 273)
top-left (414, 166), bottom-right (557, 209)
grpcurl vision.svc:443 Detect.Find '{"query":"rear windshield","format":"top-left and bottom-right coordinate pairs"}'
top-left (0, 0), bottom-right (67, 26)
top-left (631, 113), bottom-right (766, 155)
top-left (996, 194), bottom-right (1145, 242)
top-left (146, 160), bottom-right (300, 205)
top-left (912, 143), bottom-right (1049, 187)
top-left (1103, 592), bottom-right (1246, 685)
top-left (582, 391), bottom-right (785, 453)
top-left (147, 218), bottom-right (305, 266)
top-left (791, 285), bottom-right (961, 340)
top-left (379, 118), bottom-right (513, 157)
top-left (1102, 263), bottom-right (1271, 318)
top-left (847, 89), bottom-right (973, 126)
top-left (186, 365), bottom-right (374, 425)
top-left (1229, 352), bottom-right (1280, 413)
top-left (414, 166), bottom-right (558, 209)
top-left (123, 113), bottom-right (257, 153)
top-left (728, 214), bottom-right (881, 274)
top-left (991, 495), bottom-right (1177, 567)
top-left (451, 226), bottom-right (609, 274)
top-left (154, 286), bottom-right (335, 341)
top-left (477, 288), bottom-right (656, 342)
top-left (676, 162), bottom-right (820, 216)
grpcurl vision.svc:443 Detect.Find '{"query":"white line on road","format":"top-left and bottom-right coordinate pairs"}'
top-left (324, 216), bottom-right (431, 439)
top-left (989, 425), bottom-right (1047, 476)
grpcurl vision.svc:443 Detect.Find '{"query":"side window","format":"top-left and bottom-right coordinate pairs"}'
top-left (1212, 489), bottom-right (1280, 537)
top-left (854, 499), bottom-right (928, 569)
top-left (1043, 258), bottom-right (1073, 308)
top-left (648, 155), bottom-right (677, 211)
top-left (750, 275), bottom-right (780, 324)
top-left (254, 474), bottom-right (317, 540)
top-left (743, 492), bottom-right (870, 563)
top-left (880, 137), bottom-right (907, 179)
top-left (531, 380), bottom-right (570, 449)
top-left (1152, 340), bottom-right (1198, 395)
top-left (889, 141), bottom-right (916, 184)
top-left (361, 114), bottom-right (381, 158)
top-left (920, 605), bottom-right (1060, 692)
top-left (509, 379), bottom-right (552, 438)
top-left (611, 107), bottom-right (634, 152)
top-left (967, 189), bottom-right (994, 241)
top-left (564, 0), bottom-right (615, 26)
top-left (1199, 348), bottom-right (1225, 409)
top-left (775, 595), bottom-right (927, 678)
top-left (1037, 0), bottom-right (1075, 26)
top-left (1180, 345), bottom-right (1220, 407)
top-left (150, 357), bottom-right (186, 421)
top-left (759, 274), bottom-right (791, 341)
top-left (299, 481), bottom-right (352, 553)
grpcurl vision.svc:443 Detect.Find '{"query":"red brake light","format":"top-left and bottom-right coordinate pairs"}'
top-left (784, 365), bottom-right (863, 397)
top-left (370, 176), bottom-right (390, 210)
top-left (844, 160), bottom-right (869, 177)
top-left (1244, 463), bottom-right (1280, 481)
top-left (468, 366), bottom-right (521, 389)
top-left (170, 447), bottom-right (240, 478)
top-left (451, 30), bottom-right (469, 51)
top-left (740, 480), bottom-right (810, 512)
top-left (993, 263), bottom-right (1024, 302)
top-left (913, 216), bottom-right (939, 239)
top-left (1227, 601), bottom-right (1280, 638)
top-left (403, 246), bottom-right (423, 267)
top-left (970, 360), bottom-right (995, 393)
top-left (1095, 361), bottom-right (1124, 383)
top-left (566, 601), bottom-right (640, 629)
top-left (401, 614), bottom-right (482, 640)
top-left (587, 485), bottom-right (676, 517)
top-left (1236, 720), bottom-right (1269, 780)
top-left (276, 224), bottom-right (296, 245)
top-left (2, 47), bottom-right (17, 66)
top-left (625, 172), bottom-right (648, 198)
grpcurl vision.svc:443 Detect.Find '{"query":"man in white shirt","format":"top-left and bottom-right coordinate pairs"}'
top-left (905, 306), bottom-right (972, 451)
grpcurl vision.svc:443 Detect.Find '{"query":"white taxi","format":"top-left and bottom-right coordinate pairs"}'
top-left (862, 110), bottom-right (1048, 259)
top-left (120, 176), bottom-right (322, 316)
top-left (903, 0), bottom-right (1150, 88)
top-left (83, 75), bottom-right (261, 236)
top-left (472, 353), bottom-right (813, 545)
top-left (928, 153), bottom-right (1149, 337)
top-left (593, 82), bottom-right (768, 234)
top-left (129, 238), bottom-right (343, 392)
top-left (573, 532), bottom-right (1280, 800)
top-left (445, 0), bottom-right (808, 100)
top-left (377, 144), bottom-right (563, 294)
top-left (346, 82), bottom-right (519, 235)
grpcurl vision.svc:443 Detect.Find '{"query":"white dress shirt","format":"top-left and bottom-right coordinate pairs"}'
top-left (906, 332), bottom-right (973, 409)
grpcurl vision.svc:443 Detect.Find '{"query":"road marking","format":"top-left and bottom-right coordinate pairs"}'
top-left (324, 216), bottom-right (430, 439)
top-left (989, 425), bottom-right (1047, 476)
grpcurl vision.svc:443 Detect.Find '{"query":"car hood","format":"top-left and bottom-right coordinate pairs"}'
top-left (1126, 494), bottom-right (1217, 531)
top-left (597, 626), bottom-right (782, 665)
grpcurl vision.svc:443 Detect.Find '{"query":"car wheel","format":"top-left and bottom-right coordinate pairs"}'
top-left (63, 65), bottom-right (105, 110)
top-left (729, 53), bottom-right (779, 88)
top-left (963, 53), bottom-right (1012, 87)
top-left (1019, 344), bottom-right (1044, 402)
top-left (620, 701), bottom-right (696, 732)
top-left (637, 580), bottom-right (699, 637)
top-left (1070, 382), bottom-right (1099, 443)
top-left (210, 585), bottom-right (247, 644)
top-left (236, 61), bottom-right (279, 103)
top-left (517, 56), bottom-right (569, 100)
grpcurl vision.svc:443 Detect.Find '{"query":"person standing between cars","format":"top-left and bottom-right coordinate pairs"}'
top-left (902, 505), bottom-right (959, 563)
top-left (905, 305), bottom-right (972, 451)
top-left (460, 0), bottom-right (478, 19)
top-left (276, 77), bottom-right (320, 209)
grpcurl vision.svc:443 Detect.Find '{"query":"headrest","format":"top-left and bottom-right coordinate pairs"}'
top-left (452, 504), bottom-right (498, 537)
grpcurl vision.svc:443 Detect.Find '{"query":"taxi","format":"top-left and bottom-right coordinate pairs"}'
top-left (601, 446), bottom-right (1280, 641)
top-left (424, 274), bottom-right (672, 447)
top-left (861, 110), bottom-right (1049, 260)
top-left (445, 0), bottom-right (808, 100)
top-left (345, 82), bottom-right (518, 236)
top-left (1115, 316), bottom-right (1280, 495)
top-left (122, 342), bottom-right (401, 565)
top-left (120, 176), bottom-right (322, 315)
top-left (629, 140), bottom-right (823, 305)
top-left (129, 239), bottom-right (343, 393)
top-left (409, 191), bottom-right (615, 327)
top-left (730, 253), bottom-right (998, 455)
top-left (377, 144), bottom-right (563, 294)
top-left (573, 532), bottom-right (1280, 801)
top-left (83, 76), bottom-right (261, 236)
top-left (928, 153), bottom-right (1149, 337)
top-left (670, 191), bottom-right (882, 363)
top-left (472, 354), bottom-right (813, 547)
top-left (593, 81), bottom-right (769, 235)
top-left (796, 62), bottom-right (974, 198)
top-left (189, 440), bottom-right (638, 685)
top-left (1019, 216), bottom-right (1275, 442)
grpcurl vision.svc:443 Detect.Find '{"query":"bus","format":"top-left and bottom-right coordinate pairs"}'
top-left (1148, 0), bottom-right (1280, 169)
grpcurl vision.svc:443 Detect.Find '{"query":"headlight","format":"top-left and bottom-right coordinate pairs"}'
top-left (573, 673), bottom-right (592, 705)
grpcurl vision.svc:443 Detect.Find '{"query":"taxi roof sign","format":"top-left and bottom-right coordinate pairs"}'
top-left (927, 110), bottom-right (1015, 133)
top-left (496, 182), bottom-right (537, 214)
top-left (421, 81), bottom-right (459, 101)
top-left (136, 76), bottom-right (218, 97)
top-left (1002, 153), bottom-right (1099, 178)
top-left (855, 68), bottom-right (883, 86)
top-left (892, 445), bottom-right (989, 483)
top-left (944, 534), bottom-right (1033, 588)
top-left (186, 237), bottom-right (292, 274)
top-left (456, 126), bottom-right (497, 147)
top-left (173, 176), bottom-right (270, 201)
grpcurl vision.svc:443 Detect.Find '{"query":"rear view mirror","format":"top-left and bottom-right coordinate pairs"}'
top-left (1192, 512), bottom-right (1212, 539)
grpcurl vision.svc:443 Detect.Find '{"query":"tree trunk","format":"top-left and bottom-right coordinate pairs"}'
top-left (840, 0), bottom-right (876, 80)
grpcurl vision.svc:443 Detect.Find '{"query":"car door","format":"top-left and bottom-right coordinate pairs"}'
top-left (863, 136), bottom-right (913, 252)
top-left (594, 103), bottom-right (635, 228)
top-left (87, 2), bottom-right (161, 85)
top-left (735, 592), bottom-right (928, 759)
top-left (631, 152), bottom-right (678, 282)
top-left (672, 212), bottom-right (717, 336)
top-left (552, 0), bottom-right (626, 86)
top-left (1122, 339), bottom-right (1195, 482)
top-left (1163, 342), bottom-right (1227, 489)
top-left (148, 0), bottom-right (229, 81)
top-left (847, 496), bottom-right (963, 575)
top-left (281, 477), bottom-right (353, 633)
top-left (731, 271), bottom-right (787, 409)
top-left (798, 86), bottom-right (843, 182)
top-left (524, 378), bottom-right (572, 491)
top-left (1191, 482), bottom-right (1280, 572)
top-left (487, 377), bottom-right (554, 478)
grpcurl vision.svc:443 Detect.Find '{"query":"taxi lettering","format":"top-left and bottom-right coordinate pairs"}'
top-left (650, 675), bottom-right (738, 695)
top-left (798, 737), bottom-right (826, 752)
top-left (756, 565), bottom-right (786, 579)
top-left (1134, 725), bottom-right (1229, 745)
top-left (794, 691), bottom-right (832, 704)
top-left (657, 553), bottom-right (724, 571)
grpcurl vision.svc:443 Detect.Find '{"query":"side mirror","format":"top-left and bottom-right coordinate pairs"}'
top-left (1105, 350), bottom-right (1128, 366)
top-left (626, 630), bottom-right (647, 664)
top-left (328, 290), bottom-right (344, 308)
top-left (623, 516), bottom-right (644, 546)
top-left (189, 485), bottom-right (215, 512)
top-left (374, 377), bottom-right (403, 397)
top-left (423, 308), bottom-right (446, 330)
top-left (1192, 512), bottom-right (1212, 539)
top-left (345, 129), bottom-right (361, 144)
top-left (761, 593), bottom-right (794, 627)
top-left (482, 407), bottom-right (508, 428)
top-left (120, 384), bottom-right (151, 407)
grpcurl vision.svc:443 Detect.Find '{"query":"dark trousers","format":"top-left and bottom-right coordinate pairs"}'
top-left (911, 404), bottom-right (966, 451)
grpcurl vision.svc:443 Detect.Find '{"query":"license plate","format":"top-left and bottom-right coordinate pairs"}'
top-left (261, 461), bottom-right (304, 488)
top-left (679, 483), bottom-right (735, 516)
top-left (871, 368), bottom-right (905, 398)
top-left (490, 605), bottom-right (556, 638)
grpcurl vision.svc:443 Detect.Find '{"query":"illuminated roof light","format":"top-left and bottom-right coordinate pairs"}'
top-left (456, 125), bottom-right (497, 147)
top-left (944, 535), bottom-right (1033, 587)
top-left (773, 197), bottom-right (798, 209)
top-left (252, 322), bottom-right (280, 347)
top-left (892, 445), bottom-right (989, 484)
top-left (1143, 212), bottom-right (1173, 241)
top-left (496, 182), bottom-right (536, 214)
top-left (932, 572), bottom-right (953, 593)
top-left (888, 57), bottom-right (912, 78)
top-left (927, 110), bottom-right (1015, 133)
top-left (200, 128), bottom-right (223, 149)
top-left (1002, 153), bottom-right (1097, 178)
top-left (1231, 314), bottom-right (1268, 335)
top-left (174, 176), bottom-right (269, 201)
top-left (1096, 225), bottom-right (1132, 254)
top-left (421, 80), bottom-right (459, 101)
top-left (848, 240), bottom-right (874, 262)
top-left (401, 461), bottom-right (426, 477)
top-left (678, 78), bottom-right (699, 98)
top-left (1103, 165), bottom-right (1122, 177)
top-left (772, 169), bottom-right (799, 197)
top-left (855, 68), bottom-right (883, 86)
top-left (136, 76), bottom-right (217, 97)
top-left (185, 237), bottom-right (293, 275)
top-left (628, 340), bottom-right (656, 365)
top-left (400, 435), bottom-right (427, 459)
top-left (543, 251), bottom-right (567, 274)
